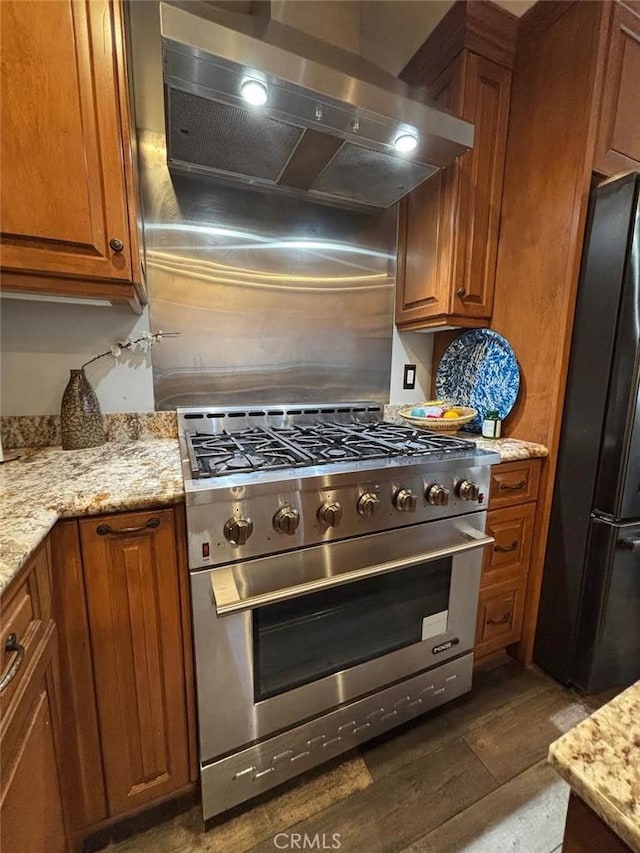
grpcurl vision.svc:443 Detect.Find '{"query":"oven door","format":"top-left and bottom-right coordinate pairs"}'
top-left (191, 514), bottom-right (492, 761)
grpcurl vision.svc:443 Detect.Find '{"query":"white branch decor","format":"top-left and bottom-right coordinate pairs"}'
top-left (81, 330), bottom-right (180, 370)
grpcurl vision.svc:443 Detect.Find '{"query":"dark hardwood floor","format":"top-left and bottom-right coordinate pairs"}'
top-left (105, 657), bottom-right (606, 853)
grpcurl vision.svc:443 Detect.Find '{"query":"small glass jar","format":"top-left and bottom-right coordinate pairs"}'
top-left (482, 410), bottom-right (502, 439)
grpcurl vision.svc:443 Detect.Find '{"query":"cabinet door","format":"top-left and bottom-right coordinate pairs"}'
top-left (0, 0), bottom-right (139, 284)
top-left (594, 2), bottom-right (640, 176)
top-left (1, 626), bottom-right (67, 853)
top-left (475, 577), bottom-right (527, 658)
top-left (452, 55), bottom-right (512, 319)
top-left (395, 58), bottom-right (462, 328)
top-left (396, 52), bottom-right (511, 329)
top-left (79, 509), bottom-right (191, 816)
top-left (482, 502), bottom-right (536, 588)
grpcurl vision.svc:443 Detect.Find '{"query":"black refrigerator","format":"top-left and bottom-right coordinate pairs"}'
top-left (534, 171), bottom-right (640, 694)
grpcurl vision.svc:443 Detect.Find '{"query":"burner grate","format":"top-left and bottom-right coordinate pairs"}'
top-left (186, 421), bottom-right (476, 478)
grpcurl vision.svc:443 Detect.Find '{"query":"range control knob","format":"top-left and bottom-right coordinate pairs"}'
top-left (273, 506), bottom-right (300, 535)
top-left (357, 492), bottom-right (380, 518)
top-left (223, 517), bottom-right (253, 546)
top-left (457, 479), bottom-right (481, 501)
top-left (318, 501), bottom-right (343, 528)
top-left (426, 484), bottom-right (450, 506)
top-left (394, 488), bottom-right (418, 512)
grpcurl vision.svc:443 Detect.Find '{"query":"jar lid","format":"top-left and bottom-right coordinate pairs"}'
top-left (485, 410), bottom-right (500, 418)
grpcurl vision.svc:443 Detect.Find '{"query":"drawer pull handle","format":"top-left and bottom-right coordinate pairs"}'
top-left (487, 613), bottom-right (511, 626)
top-left (0, 633), bottom-right (25, 693)
top-left (498, 480), bottom-right (526, 492)
top-left (96, 517), bottom-right (160, 536)
top-left (109, 238), bottom-right (124, 252)
top-left (494, 541), bottom-right (518, 553)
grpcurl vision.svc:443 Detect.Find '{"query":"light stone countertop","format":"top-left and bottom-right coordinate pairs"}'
top-left (0, 440), bottom-right (183, 595)
top-left (0, 433), bottom-right (547, 598)
top-left (549, 682), bottom-right (640, 851)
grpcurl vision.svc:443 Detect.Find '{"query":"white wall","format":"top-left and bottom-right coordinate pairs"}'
top-left (0, 299), bottom-right (154, 416)
top-left (389, 328), bottom-right (434, 404)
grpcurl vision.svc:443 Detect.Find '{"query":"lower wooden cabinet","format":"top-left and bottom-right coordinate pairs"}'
top-left (482, 502), bottom-right (536, 587)
top-left (51, 505), bottom-right (196, 843)
top-left (79, 508), bottom-right (192, 815)
top-left (476, 576), bottom-right (527, 657)
top-left (1, 546), bottom-right (67, 853)
top-left (475, 458), bottom-right (541, 660)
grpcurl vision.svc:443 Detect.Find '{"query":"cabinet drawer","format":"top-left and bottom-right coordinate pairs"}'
top-left (475, 577), bottom-right (527, 657)
top-left (482, 503), bottom-right (536, 588)
top-left (489, 459), bottom-right (541, 508)
top-left (0, 622), bottom-right (66, 853)
top-left (0, 543), bottom-right (52, 716)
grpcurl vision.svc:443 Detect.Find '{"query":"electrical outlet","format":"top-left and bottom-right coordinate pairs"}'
top-left (403, 363), bottom-right (416, 390)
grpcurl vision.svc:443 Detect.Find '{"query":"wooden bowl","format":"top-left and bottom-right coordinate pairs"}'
top-left (399, 403), bottom-right (478, 435)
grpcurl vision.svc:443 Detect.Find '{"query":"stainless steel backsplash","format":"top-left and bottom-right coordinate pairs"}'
top-left (131, 4), bottom-right (396, 410)
top-left (139, 132), bottom-right (396, 409)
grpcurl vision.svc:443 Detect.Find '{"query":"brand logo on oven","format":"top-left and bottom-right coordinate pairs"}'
top-left (432, 638), bottom-right (459, 655)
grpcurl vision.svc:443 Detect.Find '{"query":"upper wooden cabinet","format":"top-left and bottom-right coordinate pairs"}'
top-left (0, 0), bottom-right (146, 312)
top-left (395, 1), bottom-right (517, 331)
top-left (593, 2), bottom-right (640, 176)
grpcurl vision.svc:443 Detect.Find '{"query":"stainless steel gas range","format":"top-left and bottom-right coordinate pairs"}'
top-left (178, 403), bottom-right (500, 820)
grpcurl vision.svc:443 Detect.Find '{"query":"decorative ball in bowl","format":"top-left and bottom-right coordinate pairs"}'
top-left (399, 401), bottom-right (478, 434)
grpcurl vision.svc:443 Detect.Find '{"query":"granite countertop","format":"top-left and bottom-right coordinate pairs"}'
top-left (549, 682), bottom-right (640, 851)
top-left (0, 440), bottom-right (183, 595)
top-left (471, 436), bottom-right (548, 460)
top-left (0, 432), bottom-right (547, 598)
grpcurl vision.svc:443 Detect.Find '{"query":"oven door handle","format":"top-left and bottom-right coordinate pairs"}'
top-left (210, 528), bottom-right (494, 615)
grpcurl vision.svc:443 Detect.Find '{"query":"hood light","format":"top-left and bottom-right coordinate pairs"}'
top-left (394, 133), bottom-right (418, 153)
top-left (240, 79), bottom-right (268, 106)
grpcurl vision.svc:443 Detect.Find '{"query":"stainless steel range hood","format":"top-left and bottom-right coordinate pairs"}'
top-left (160, 2), bottom-right (474, 212)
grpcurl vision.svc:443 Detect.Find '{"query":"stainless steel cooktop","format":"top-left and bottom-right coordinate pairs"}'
top-left (185, 420), bottom-right (476, 478)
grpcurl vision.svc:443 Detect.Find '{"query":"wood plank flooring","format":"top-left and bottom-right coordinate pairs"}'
top-left (104, 658), bottom-right (605, 853)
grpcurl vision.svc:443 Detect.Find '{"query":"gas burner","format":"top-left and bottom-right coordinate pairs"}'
top-left (186, 420), bottom-right (476, 478)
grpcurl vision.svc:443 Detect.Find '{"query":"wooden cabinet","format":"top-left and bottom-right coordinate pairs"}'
top-left (395, 1), bottom-right (516, 331)
top-left (488, 459), bottom-right (541, 509)
top-left (561, 792), bottom-right (632, 853)
top-left (593, 2), bottom-right (640, 176)
top-left (78, 508), bottom-right (192, 816)
top-left (476, 458), bottom-right (541, 660)
top-left (476, 577), bottom-right (527, 656)
top-left (466, 0), bottom-right (640, 665)
top-left (1, 545), bottom-right (67, 853)
top-left (0, 0), bottom-right (145, 312)
top-left (482, 502), bottom-right (536, 587)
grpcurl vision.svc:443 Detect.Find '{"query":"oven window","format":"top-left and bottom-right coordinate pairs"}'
top-left (253, 558), bottom-right (451, 700)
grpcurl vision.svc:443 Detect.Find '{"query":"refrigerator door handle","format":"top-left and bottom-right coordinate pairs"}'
top-left (619, 537), bottom-right (640, 552)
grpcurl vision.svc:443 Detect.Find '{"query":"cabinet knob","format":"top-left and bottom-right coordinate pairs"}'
top-left (109, 238), bottom-right (124, 252)
top-left (456, 288), bottom-right (466, 298)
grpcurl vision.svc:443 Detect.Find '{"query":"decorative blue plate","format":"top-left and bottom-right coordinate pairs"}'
top-left (435, 329), bottom-right (520, 433)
